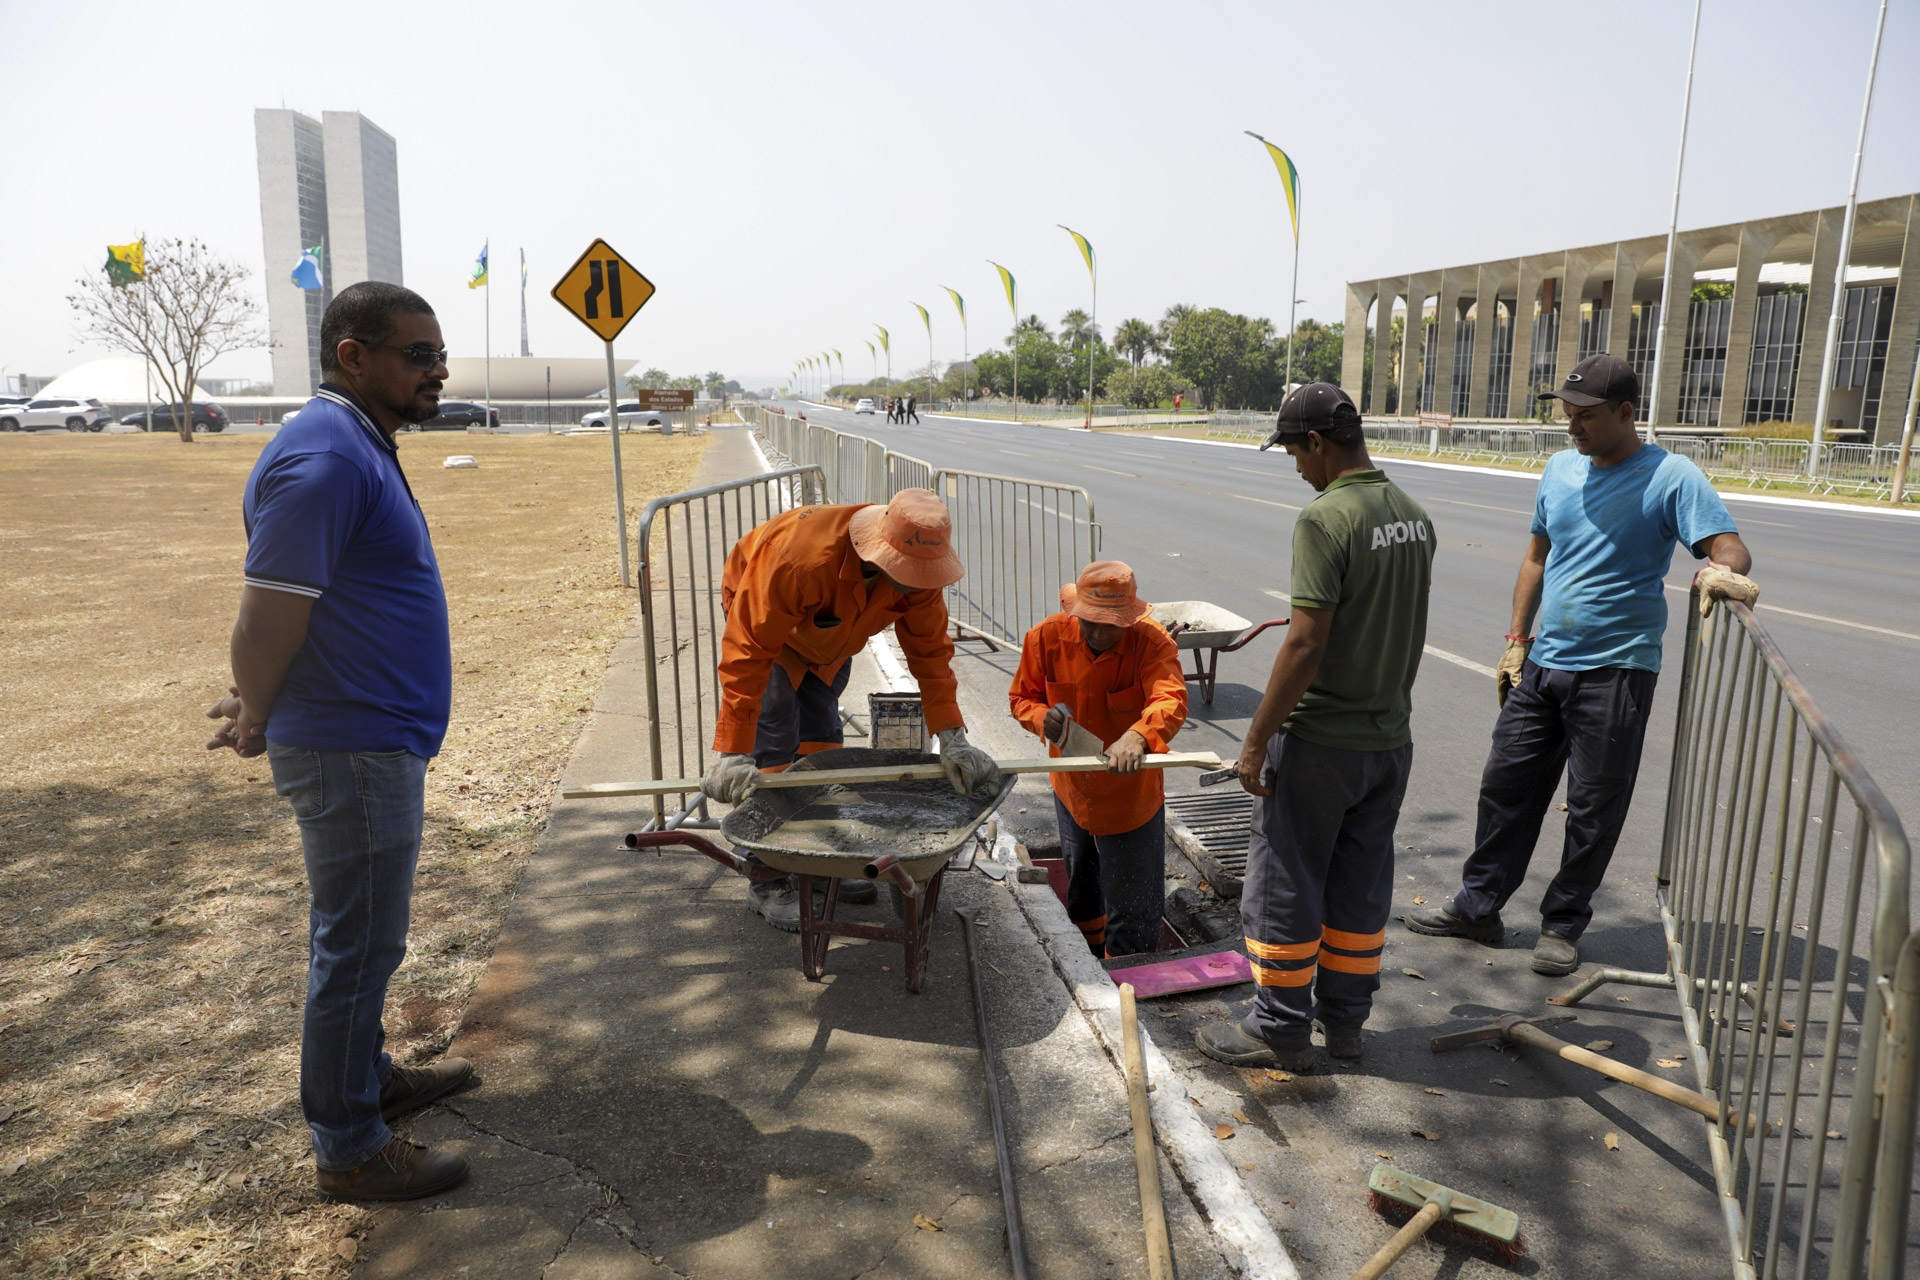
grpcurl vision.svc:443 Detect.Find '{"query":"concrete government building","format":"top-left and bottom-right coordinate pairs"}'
top-left (1340, 192), bottom-right (1919, 444)
top-left (255, 109), bottom-right (404, 396)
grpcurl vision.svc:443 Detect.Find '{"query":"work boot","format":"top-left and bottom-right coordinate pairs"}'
top-left (1194, 1021), bottom-right (1321, 1073)
top-left (1313, 1018), bottom-right (1364, 1060)
top-left (317, 1137), bottom-right (469, 1202)
top-left (748, 877), bottom-right (802, 932)
top-left (811, 876), bottom-right (878, 906)
top-left (1531, 931), bottom-right (1579, 976)
top-left (1404, 898), bottom-right (1505, 946)
top-left (380, 1057), bottom-right (475, 1122)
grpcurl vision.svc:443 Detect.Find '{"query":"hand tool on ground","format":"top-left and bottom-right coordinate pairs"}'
top-left (1011, 840), bottom-right (1049, 885)
top-left (1046, 702), bottom-right (1109, 762)
top-left (1350, 1164), bottom-right (1524, 1279)
top-left (1118, 983), bottom-right (1174, 1280)
top-left (1430, 1012), bottom-right (1758, 1133)
top-left (564, 751), bottom-right (1223, 799)
top-left (957, 907), bottom-right (1031, 1280)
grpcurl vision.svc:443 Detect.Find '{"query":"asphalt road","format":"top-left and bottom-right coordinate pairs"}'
top-left (771, 399), bottom-right (1920, 1277)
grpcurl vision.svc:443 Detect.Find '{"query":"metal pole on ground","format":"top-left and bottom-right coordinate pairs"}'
top-left (1644, 0), bottom-right (1702, 445)
top-left (1889, 341), bottom-right (1920, 504)
top-left (606, 341), bottom-right (630, 587)
top-left (1809, 0), bottom-right (1890, 478)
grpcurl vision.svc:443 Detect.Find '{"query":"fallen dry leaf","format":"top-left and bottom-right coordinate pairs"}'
top-left (1827, 1130), bottom-right (1843, 1140)
top-left (1604, 1133), bottom-right (1620, 1151)
top-left (1232, 1110), bottom-right (1251, 1125)
top-left (1374, 1150), bottom-right (1394, 1162)
top-left (1616, 995), bottom-right (1632, 1003)
top-left (913, 1214), bottom-right (942, 1232)
top-left (336, 1238), bottom-right (358, 1261)
top-left (1263, 1070), bottom-right (1293, 1083)
top-left (225, 1168), bottom-right (247, 1188)
top-left (1413, 1129), bottom-right (1440, 1142)
top-left (4, 1157), bottom-right (25, 1177)
top-left (1412, 896), bottom-right (1425, 904)
top-left (1422, 1087), bottom-right (1445, 1096)
top-left (1586, 1040), bottom-right (1615, 1051)
top-left (1215, 1123), bottom-right (1235, 1140)
top-left (1655, 1057), bottom-right (1685, 1069)
top-left (0, 1107), bottom-right (13, 1125)
top-left (1491, 1078), bottom-right (1511, 1087)
top-left (1190, 1096), bottom-right (1203, 1107)
top-left (1225, 1090), bottom-right (1243, 1097)
top-left (1400, 968), bottom-right (1426, 980)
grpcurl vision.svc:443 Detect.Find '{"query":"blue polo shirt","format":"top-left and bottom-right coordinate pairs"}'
top-left (242, 386), bottom-right (451, 756)
top-left (1530, 444), bottom-right (1736, 674)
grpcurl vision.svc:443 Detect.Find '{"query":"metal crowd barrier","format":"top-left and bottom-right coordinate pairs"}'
top-left (633, 465), bottom-right (827, 832)
top-left (932, 467), bottom-right (1100, 646)
top-left (1553, 592), bottom-right (1916, 1279)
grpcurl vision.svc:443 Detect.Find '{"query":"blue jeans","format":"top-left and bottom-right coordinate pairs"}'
top-left (267, 741), bottom-right (428, 1171)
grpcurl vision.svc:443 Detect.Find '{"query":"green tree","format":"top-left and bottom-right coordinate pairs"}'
top-left (1058, 308), bottom-right (1101, 351)
top-left (702, 370), bottom-right (726, 397)
top-left (627, 367), bottom-right (670, 393)
top-left (1169, 308), bottom-right (1278, 410)
top-left (1009, 314), bottom-right (1051, 345)
top-left (1285, 318), bottom-right (1345, 387)
top-left (1103, 362), bottom-right (1181, 408)
top-left (1111, 317), bottom-right (1157, 367)
top-left (1156, 304), bottom-right (1196, 362)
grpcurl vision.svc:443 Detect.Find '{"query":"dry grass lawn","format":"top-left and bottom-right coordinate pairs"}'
top-left (0, 428), bottom-right (706, 1276)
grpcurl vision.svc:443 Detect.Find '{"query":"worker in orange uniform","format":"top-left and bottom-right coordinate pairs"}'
top-left (1010, 562), bottom-right (1187, 957)
top-left (701, 489), bottom-right (1001, 931)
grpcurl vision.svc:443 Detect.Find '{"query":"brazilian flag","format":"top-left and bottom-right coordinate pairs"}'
top-left (105, 241), bottom-right (144, 287)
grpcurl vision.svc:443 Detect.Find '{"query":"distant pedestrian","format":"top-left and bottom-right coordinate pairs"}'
top-left (906, 394), bottom-right (920, 424)
top-left (1407, 354), bottom-right (1756, 975)
top-left (205, 281), bottom-right (473, 1201)
top-left (884, 396), bottom-right (897, 424)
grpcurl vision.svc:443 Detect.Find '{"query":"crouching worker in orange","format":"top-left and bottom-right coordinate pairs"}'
top-left (701, 489), bottom-right (1001, 931)
top-left (1011, 562), bottom-right (1187, 957)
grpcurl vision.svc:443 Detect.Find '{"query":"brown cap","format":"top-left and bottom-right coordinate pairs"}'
top-left (1065, 561), bottom-right (1151, 627)
top-left (847, 489), bottom-right (964, 590)
top-left (1539, 353), bottom-right (1640, 408)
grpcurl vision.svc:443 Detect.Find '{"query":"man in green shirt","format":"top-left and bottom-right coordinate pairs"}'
top-left (1196, 384), bottom-right (1435, 1073)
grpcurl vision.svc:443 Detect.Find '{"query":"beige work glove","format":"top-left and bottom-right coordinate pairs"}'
top-left (1496, 636), bottom-right (1532, 709)
top-left (1695, 562), bottom-right (1759, 617)
top-left (936, 727), bottom-right (1000, 796)
top-left (701, 753), bottom-right (761, 805)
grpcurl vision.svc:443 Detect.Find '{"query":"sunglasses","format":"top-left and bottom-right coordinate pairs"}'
top-left (373, 342), bottom-right (450, 371)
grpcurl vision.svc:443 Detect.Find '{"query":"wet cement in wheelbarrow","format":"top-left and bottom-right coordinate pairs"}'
top-left (731, 785), bottom-right (990, 857)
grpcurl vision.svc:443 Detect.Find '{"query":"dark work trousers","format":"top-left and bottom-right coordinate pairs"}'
top-left (1241, 731), bottom-right (1411, 1048)
top-left (1055, 797), bottom-right (1166, 958)
top-left (1451, 660), bottom-right (1657, 941)
top-left (751, 661), bottom-right (851, 770)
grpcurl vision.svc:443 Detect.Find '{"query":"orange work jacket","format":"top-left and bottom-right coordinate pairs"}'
top-left (1008, 612), bottom-right (1187, 835)
top-left (714, 504), bottom-right (961, 755)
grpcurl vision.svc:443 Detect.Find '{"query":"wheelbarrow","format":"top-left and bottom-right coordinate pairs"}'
top-left (1148, 601), bottom-right (1288, 705)
top-left (626, 748), bottom-right (1017, 993)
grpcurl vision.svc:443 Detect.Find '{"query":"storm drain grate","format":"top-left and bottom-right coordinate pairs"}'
top-left (1165, 791), bottom-right (1254, 898)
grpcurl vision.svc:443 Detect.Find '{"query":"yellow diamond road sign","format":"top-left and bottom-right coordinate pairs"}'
top-left (551, 239), bottom-right (655, 343)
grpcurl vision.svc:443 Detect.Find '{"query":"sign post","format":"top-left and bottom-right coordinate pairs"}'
top-left (551, 238), bottom-right (657, 587)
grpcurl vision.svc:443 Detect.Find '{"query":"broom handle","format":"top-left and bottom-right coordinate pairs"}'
top-left (1348, 1200), bottom-right (1443, 1280)
top-left (1510, 1024), bottom-right (1756, 1133)
top-left (1118, 985), bottom-right (1174, 1280)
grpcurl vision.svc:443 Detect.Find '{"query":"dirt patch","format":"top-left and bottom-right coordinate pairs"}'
top-left (0, 428), bottom-right (705, 1277)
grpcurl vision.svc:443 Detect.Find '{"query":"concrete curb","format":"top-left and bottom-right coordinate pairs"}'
top-left (1006, 879), bottom-right (1299, 1280)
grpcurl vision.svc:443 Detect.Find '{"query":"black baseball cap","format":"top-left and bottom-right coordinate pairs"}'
top-left (1260, 382), bottom-right (1361, 451)
top-left (1539, 353), bottom-right (1639, 408)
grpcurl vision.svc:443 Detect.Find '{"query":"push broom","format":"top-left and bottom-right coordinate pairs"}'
top-left (1349, 1164), bottom-right (1525, 1280)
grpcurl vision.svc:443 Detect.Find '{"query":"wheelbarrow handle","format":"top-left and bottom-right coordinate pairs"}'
top-left (864, 853), bottom-right (926, 899)
top-left (1221, 619), bottom-right (1289, 652)
top-left (625, 830), bottom-right (787, 881)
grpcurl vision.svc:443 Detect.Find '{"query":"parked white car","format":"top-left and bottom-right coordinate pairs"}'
top-left (580, 402), bottom-right (664, 430)
top-left (855, 398), bottom-right (876, 414)
top-left (0, 397), bottom-right (114, 432)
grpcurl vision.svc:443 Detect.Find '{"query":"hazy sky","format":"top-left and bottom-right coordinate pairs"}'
top-left (5, 0), bottom-right (1917, 392)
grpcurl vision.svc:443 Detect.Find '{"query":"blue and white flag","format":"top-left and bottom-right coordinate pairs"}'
top-left (290, 244), bottom-right (324, 291)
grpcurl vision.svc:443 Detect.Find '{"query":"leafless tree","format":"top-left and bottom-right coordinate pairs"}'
top-left (68, 237), bottom-right (265, 442)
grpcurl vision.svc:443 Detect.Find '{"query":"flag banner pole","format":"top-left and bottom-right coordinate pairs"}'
top-left (1645, 0), bottom-right (1703, 442)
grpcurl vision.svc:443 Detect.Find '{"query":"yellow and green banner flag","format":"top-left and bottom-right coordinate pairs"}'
top-left (943, 288), bottom-right (965, 326)
top-left (468, 242), bottom-right (488, 289)
top-left (1061, 227), bottom-right (1095, 280)
top-left (875, 325), bottom-right (889, 354)
top-left (1252, 136), bottom-right (1302, 242)
top-left (989, 261), bottom-right (1016, 318)
top-left (912, 303), bottom-right (930, 336)
top-left (104, 240), bottom-right (144, 287)
top-left (866, 341), bottom-right (875, 359)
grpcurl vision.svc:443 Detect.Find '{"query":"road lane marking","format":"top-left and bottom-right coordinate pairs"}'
top-left (1661, 584), bottom-right (1920, 641)
top-left (1231, 493), bottom-right (1302, 511)
top-left (1424, 495), bottom-right (1533, 516)
top-left (1227, 466), bottom-right (1272, 475)
top-left (1117, 451), bottom-right (1160, 460)
top-left (1423, 645), bottom-right (1498, 678)
top-left (997, 448), bottom-right (1033, 457)
top-left (1084, 464), bottom-right (1138, 477)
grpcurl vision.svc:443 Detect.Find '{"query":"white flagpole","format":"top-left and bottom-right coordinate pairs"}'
top-left (1644, 0), bottom-right (1702, 443)
top-left (483, 238), bottom-right (492, 429)
top-left (1809, 0), bottom-right (1890, 478)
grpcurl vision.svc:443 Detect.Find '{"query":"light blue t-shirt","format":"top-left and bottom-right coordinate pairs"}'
top-left (1529, 444), bottom-right (1735, 674)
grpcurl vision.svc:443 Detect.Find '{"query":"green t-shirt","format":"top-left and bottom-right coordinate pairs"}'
top-left (1283, 470), bottom-right (1435, 751)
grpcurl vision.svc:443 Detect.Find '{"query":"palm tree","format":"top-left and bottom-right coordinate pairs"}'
top-left (1058, 308), bottom-right (1101, 352)
top-left (1008, 314), bottom-right (1051, 346)
top-left (1112, 317), bottom-right (1156, 367)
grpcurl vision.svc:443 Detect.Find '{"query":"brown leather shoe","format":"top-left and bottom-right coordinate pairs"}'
top-left (317, 1137), bottom-right (469, 1202)
top-left (380, 1057), bottom-right (474, 1122)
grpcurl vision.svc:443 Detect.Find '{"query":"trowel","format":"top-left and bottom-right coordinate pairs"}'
top-left (1046, 702), bottom-right (1108, 763)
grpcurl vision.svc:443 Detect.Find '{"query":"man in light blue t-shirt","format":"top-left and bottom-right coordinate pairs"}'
top-left (1408, 354), bottom-right (1758, 976)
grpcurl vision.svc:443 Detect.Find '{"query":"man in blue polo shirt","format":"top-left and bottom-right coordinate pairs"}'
top-left (1408, 353), bottom-right (1757, 976)
top-left (205, 281), bottom-right (471, 1201)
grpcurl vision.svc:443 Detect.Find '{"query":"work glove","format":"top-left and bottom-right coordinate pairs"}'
top-left (936, 727), bottom-right (1000, 797)
top-left (701, 753), bottom-right (761, 805)
top-left (1495, 636), bottom-right (1532, 709)
top-left (1695, 562), bottom-right (1759, 617)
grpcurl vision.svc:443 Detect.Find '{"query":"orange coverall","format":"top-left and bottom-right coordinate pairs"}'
top-left (1007, 613), bottom-right (1188, 835)
top-left (714, 504), bottom-right (962, 756)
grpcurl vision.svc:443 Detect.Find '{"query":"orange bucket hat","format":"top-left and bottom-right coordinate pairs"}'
top-left (1065, 561), bottom-right (1151, 627)
top-left (848, 488), bottom-right (965, 590)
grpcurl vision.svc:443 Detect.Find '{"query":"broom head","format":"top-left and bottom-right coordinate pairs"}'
top-left (1367, 1163), bottom-right (1525, 1262)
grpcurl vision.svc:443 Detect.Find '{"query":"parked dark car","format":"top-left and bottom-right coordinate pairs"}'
top-left (121, 402), bottom-right (229, 433)
top-left (415, 400), bottom-right (500, 431)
